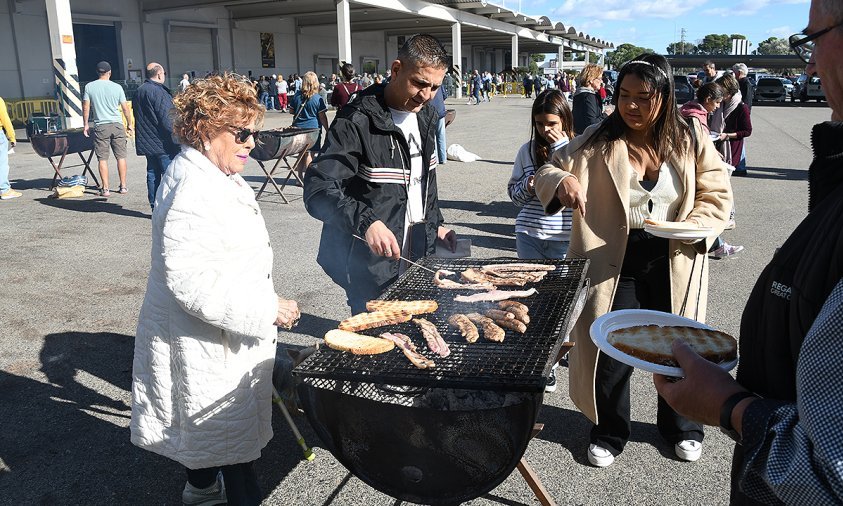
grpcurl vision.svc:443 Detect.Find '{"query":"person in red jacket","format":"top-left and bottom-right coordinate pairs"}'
top-left (330, 62), bottom-right (361, 112)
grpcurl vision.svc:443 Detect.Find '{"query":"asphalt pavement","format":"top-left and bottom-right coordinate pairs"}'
top-left (0, 95), bottom-right (832, 506)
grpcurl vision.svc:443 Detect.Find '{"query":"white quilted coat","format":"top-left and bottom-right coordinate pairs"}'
top-left (130, 147), bottom-right (278, 469)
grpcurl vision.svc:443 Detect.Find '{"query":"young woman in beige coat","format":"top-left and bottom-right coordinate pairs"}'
top-left (535, 54), bottom-right (732, 468)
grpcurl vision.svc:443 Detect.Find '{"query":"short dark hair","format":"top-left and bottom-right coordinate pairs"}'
top-left (146, 64), bottom-right (163, 80)
top-left (704, 60), bottom-right (715, 69)
top-left (397, 34), bottom-right (449, 69)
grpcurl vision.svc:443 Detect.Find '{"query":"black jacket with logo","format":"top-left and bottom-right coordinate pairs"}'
top-left (303, 84), bottom-right (443, 298)
top-left (731, 121), bottom-right (843, 504)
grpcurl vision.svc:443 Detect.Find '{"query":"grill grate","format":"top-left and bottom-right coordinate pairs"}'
top-left (294, 257), bottom-right (589, 392)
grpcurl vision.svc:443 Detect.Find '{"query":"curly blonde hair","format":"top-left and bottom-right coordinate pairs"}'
top-left (173, 73), bottom-right (264, 150)
top-left (300, 71), bottom-right (319, 100)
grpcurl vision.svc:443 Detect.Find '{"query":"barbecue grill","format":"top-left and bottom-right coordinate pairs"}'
top-left (250, 127), bottom-right (319, 203)
top-left (31, 129), bottom-right (99, 189)
top-left (294, 257), bottom-right (589, 505)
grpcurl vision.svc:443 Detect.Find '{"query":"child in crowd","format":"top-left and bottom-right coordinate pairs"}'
top-left (507, 89), bottom-right (575, 393)
top-left (508, 89), bottom-right (574, 260)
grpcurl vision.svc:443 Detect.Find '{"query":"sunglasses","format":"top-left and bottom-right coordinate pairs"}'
top-left (231, 127), bottom-right (258, 143)
top-left (789, 20), bottom-right (843, 64)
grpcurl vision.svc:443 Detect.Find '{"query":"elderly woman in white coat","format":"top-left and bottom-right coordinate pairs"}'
top-left (535, 54), bottom-right (732, 468)
top-left (130, 73), bottom-right (300, 506)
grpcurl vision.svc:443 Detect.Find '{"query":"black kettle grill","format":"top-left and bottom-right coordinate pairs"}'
top-left (294, 258), bottom-right (589, 505)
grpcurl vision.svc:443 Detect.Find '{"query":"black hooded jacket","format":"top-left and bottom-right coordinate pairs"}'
top-left (730, 121), bottom-right (843, 504)
top-left (303, 83), bottom-right (444, 296)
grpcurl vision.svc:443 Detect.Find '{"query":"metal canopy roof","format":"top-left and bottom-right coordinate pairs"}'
top-left (142, 0), bottom-right (612, 53)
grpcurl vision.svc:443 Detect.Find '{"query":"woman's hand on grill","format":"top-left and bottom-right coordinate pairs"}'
top-left (365, 220), bottom-right (401, 259)
top-left (556, 175), bottom-right (587, 217)
top-left (275, 298), bottom-right (301, 329)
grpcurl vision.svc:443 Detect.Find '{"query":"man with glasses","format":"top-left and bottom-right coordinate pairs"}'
top-left (133, 62), bottom-right (179, 209)
top-left (655, 1), bottom-right (843, 503)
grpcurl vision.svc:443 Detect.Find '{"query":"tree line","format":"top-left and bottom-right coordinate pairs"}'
top-left (605, 33), bottom-right (794, 69)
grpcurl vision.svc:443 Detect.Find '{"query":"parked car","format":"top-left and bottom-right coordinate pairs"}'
top-left (803, 76), bottom-right (825, 102)
top-left (792, 73), bottom-right (809, 101)
top-left (779, 77), bottom-right (794, 96)
top-left (754, 77), bottom-right (787, 102)
top-left (673, 75), bottom-right (695, 105)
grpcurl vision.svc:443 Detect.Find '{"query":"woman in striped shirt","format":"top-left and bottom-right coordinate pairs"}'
top-left (508, 89), bottom-right (575, 260)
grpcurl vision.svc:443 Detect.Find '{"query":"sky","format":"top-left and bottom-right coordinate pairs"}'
top-left (502, 0), bottom-right (812, 55)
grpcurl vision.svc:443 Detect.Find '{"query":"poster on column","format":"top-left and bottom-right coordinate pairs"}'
top-left (261, 33), bottom-right (275, 68)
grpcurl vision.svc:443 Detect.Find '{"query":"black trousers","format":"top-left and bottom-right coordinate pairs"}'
top-left (186, 461), bottom-right (261, 506)
top-left (590, 230), bottom-right (705, 455)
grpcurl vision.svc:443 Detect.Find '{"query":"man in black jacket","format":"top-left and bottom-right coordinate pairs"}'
top-left (133, 62), bottom-right (179, 209)
top-left (656, 1), bottom-right (843, 502)
top-left (304, 34), bottom-right (457, 314)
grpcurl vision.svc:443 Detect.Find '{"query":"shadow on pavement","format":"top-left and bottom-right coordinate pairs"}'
top-left (439, 199), bottom-right (519, 220)
top-left (739, 166), bottom-right (808, 181)
top-left (35, 197), bottom-right (151, 219)
top-left (536, 404), bottom-right (680, 465)
top-left (12, 177), bottom-right (58, 191)
top-left (0, 331), bottom-right (313, 504)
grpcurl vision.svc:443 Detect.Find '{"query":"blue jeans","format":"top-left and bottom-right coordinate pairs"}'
top-left (146, 153), bottom-right (174, 208)
top-left (736, 142), bottom-right (747, 172)
top-left (515, 233), bottom-right (568, 260)
top-left (259, 92), bottom-right (271, 110)
top-left (436, 117), bottom-right (447, 164)
top-left (0, 130), bottom-right (9, 192)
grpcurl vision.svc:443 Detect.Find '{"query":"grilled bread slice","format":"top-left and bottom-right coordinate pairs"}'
top-left (607, 325), bottom-right (737, 367)
top-left (365, 300), bottom-right (439, 315)
top-left (338, 310), bottom-right (413, 332)
top-left (324, 329), bottom-right (395, 355)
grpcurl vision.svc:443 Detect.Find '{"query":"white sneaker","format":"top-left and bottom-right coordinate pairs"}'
top-left (587, 444), bottom-right (615, 467)
top-left (182, 473), bottom-right (226, 506)
top-left (674, 440), bottom-right (702, 462)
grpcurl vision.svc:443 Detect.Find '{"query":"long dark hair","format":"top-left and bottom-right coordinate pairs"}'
top-left (529, 89), bottom-right (575, 168)
top-left (580, 53), bottom-right (692, 161)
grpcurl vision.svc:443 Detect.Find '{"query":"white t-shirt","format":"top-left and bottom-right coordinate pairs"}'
top-left (389, 108), bottom-right (425, 257)
top-left (277, 80), bottom-right (288, 94)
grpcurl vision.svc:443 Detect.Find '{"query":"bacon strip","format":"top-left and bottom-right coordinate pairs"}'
top-left (455, 288), bottom-right (538, 303)
top-left (412, 318), bottom-right (451, 358)
top-left (380, 332), bottom-right (436, 369)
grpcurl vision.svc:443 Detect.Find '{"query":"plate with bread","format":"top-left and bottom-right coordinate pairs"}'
top-left (590, 309), bottom-right (738, 377)
top-left (643, 219), bottom-right (714, 241)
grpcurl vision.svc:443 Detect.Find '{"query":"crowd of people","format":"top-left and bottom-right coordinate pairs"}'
top-left (3, 2), bottom-right (842, 502)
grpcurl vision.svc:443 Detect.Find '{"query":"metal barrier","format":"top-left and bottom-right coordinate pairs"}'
top-left (6, 99), bottom-right (60, 125)
top-left (5, 98), bottom-right (134, 129)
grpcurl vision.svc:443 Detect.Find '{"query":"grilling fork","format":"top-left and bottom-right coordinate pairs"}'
top-left (351, 234), bottom-right (438, 274)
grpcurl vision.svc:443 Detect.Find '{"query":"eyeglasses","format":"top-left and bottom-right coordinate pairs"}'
top-left (789, 20), bottom-right (843, 63)
top-left (231, 127), bottom-right (258, 143)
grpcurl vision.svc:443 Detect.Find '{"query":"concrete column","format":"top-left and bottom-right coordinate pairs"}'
top-left (511, 34), bottom-right (519, 69)
top-left (558, 45), bottom-right (564, 73)
top-left (46, 0), bottom-right (83, 128)
top-left (336, 0), bottom-right (352, 64)
top-left (599, 49), bottom-right (605, 66)
top-left (585, 48), bottom-right (591, 65)
top-left (451, 22), bottom-right (462, 99)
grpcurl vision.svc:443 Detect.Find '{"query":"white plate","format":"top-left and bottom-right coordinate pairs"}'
top-left (643, 224), bottom-right (713, 241)
top-left (590, 309), bottom-right (738, 377)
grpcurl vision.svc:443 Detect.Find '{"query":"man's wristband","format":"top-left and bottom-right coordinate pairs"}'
top-left (719, 391), bottom-right (758, 442)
